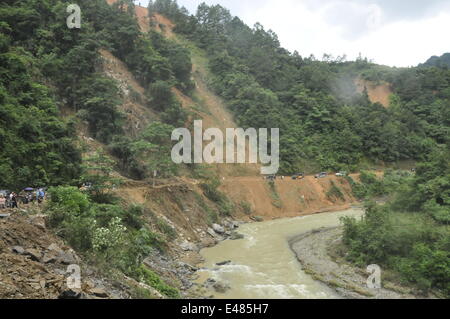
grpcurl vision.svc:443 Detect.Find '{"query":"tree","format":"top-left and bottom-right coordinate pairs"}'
top-left (132, 122), bottom-right (178, 178)
top-left (81, 152), bottom-right (123, 203)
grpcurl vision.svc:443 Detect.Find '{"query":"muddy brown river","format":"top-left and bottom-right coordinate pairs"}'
top-left (196, 208), bottom-right (364, 299)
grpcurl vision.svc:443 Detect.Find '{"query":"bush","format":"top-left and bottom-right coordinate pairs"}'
top-left (134, 265), bottom-right (180, 298)
top-left (92, 217), bottom-right (127, 252)
top-left (147, 80), bottom-right (174, 111)
top-left (123, 204), bottom-right (145, 230)
top-left (341, 201), bottom-right (450, 296)
top-left (341, 202), bottom-right (393, 266)
top-left (200, 179), bottom-right (234, 216)
top-left (240, 201), bottom-right (253, 215)
top-left (326, 181), bottom-right (345, 201)
top-left (156, 218), bottom-right (177, 240)
top-left (46, 186), bottom-right (95, 250)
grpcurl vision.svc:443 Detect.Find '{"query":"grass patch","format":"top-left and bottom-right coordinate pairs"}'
top-left (268, 180), bottom-right (283, 208)
top-left (326, 181), bottom-right (345, 201)
top-left (135, 265), bottom-right (180, 299)
top-left (240, 201), bottom-right (253, 215)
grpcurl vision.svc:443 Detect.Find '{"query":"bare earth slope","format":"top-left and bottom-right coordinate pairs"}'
top-left (355, 78), bottom-right (393, 108)
top-left (221, 176), bottom-right (356, 219)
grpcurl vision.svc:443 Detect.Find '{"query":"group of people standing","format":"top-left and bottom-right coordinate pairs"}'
top-left (0, 188), bottom-right (46, 210)
top-left (0, 192), bottom-right (18, 209)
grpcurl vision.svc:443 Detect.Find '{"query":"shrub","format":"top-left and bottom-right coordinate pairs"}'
top-left (147, 80), bottom-right (174, 111)
top-left (156, 218), bottom-right (177, 240)
top-left (92, 217), bottom-right (127, 252)
top-left (326, 181), bottom-right (345, 201)
top-left (200, 180), bottom-right (234, 216)
top-left (135, 265), bottom-right (180, 298)
top-left (240, 201), bottom-right (253, 215)
top-left (123, 204), bottom-right (145, 230)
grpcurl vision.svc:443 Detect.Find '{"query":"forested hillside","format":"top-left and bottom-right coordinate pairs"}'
top-left (1, 0), bottom-right (449, 187)
top-left (0, 0), bottom-right (448, 299)
top-left (0, 0), bottom-right (194, 189)
top-left (150, 0), bottom-right (449, 173)
top-left (423, 53), bottom-right (450, 68)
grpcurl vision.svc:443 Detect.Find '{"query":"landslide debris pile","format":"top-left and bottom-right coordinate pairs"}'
top-left (0, 211), bottom-right (127, 299)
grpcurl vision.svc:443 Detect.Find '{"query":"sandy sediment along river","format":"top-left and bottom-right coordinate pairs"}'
top-left (195, 208), bottom-right (364, 299)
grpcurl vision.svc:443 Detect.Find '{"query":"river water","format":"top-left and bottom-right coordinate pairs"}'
top-left (196, 208), bottom-right (364, 299)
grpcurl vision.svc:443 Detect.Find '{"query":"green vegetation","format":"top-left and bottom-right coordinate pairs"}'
top-left (0, 0), bottom-right (192, 188)
top-left (240, 200), bottom-right (253, 215)
top-left (267, 180), bottom-right (283, 208)
top-left (2, 0), bottom-right (449, 299)
top-left (200, 178), bottom-right (234, 216)
top-left (0, 20), bottom-right (81, 189)
top-left (151, 0), bottom-right (449, 174)
top-left (422, 53), bottom-right (450, 68)
top-left (341, 148), bottom-right (450, 296)
top-left (134, 265), bottom-right (180, 298)
top-left (193, 192), bottom-right (219, 225)
top-left (131, 121), bottom-right (179, 178)
top-left (45, 185), bottom-right (179, 298)
top-left (326, 181), bottom-right (345, 201)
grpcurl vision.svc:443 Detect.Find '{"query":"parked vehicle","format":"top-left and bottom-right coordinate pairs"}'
top-left (291, 173), bottom-right (305, 180)
top-left (336, 171), bottom-right (347, 177)
top-left (315, 172), bottom-right (327, 178)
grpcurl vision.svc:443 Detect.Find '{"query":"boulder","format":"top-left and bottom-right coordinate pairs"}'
top-left (204, 278), bottom-right (216, 287)
top-left (250, 216), bottom-right (264, 222)
top-left (58, 288), bottom-right (85, 299)
top-left (213, 282), bottom-right (230, 294)
top-left (212, 224), bottom-right (225, 234)
top-left (57, 250), bottom-right (79, 265)
top-left (222, 220), bottom-right (234, 229)
top-left (123, 275), bottom-right (164, 299)
top-left (24, 248), bottom-right (42, 262)
top-left (88, 287), bottom-right (109, 298)
top-left (41, 251), bottom-right (59, 264)
top-left (47, 243), bottom-right (63, 253)
top-left (230, 232), bottom-right (245, 240)
top-left (11, 246), bottom-right (25, 255)
top-left (206, 228), bottom-right (217, 238)
top-left (179, 241), bottom-right (198, 252)
top-left (177, 262), bottom-right (198, 272)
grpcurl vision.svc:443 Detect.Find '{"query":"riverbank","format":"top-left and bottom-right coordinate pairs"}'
top-left (289, 227), bottom-right (429, 299)
top-left (189, 209), bottom-right (369, 299)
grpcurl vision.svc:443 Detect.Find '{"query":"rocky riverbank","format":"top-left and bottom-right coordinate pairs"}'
top-left (0, 210), bottom-right (130, 299)
top-left (172, 218), bottom-right (247, 298)
top-left (289, 227), bottom-right (429, 299)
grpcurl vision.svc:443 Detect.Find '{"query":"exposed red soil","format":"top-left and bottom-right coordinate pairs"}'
top-left (220, 176), bottom-right (357, 219)
top-left (355, 78), bottom-right (393, 108)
